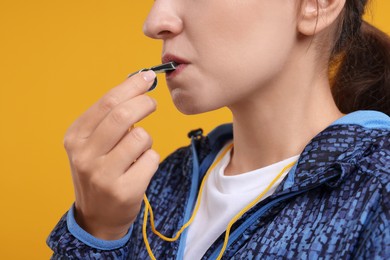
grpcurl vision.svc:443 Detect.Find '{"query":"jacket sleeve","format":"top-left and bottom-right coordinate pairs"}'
top-left (355, 207), bottom-right (390, 259)
top-left (46, 144), bottom-right (194, 259)
top-left (47, 204), bottom-right (133, 259)
top-left (355, 148), bottom-right (390, 260)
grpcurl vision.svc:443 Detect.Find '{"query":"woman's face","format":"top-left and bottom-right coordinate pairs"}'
top-left (144, 0), bottom-right (300, 114)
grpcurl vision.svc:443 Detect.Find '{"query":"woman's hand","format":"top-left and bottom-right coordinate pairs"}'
top-left (64, 70), bottom-right (160, 240)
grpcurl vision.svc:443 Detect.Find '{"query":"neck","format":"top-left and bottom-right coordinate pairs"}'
top-left (225, 58), bottom-right (344, 176)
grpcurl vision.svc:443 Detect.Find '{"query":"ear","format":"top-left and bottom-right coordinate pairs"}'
top-left (298, 0), bottom-right (346, 36)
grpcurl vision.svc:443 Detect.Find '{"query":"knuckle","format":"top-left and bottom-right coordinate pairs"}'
top-left (63, 135), bottom-right (74, 151)
top-left (63, 127), bottom-right (78, 151)
top-left (71, 153), bottom-right (91, 173)
top-left (100, 94), bottom-right (120, 113)
top-left (141, 95), bottom-right (157, 110)
top-left (145, 132), bottom-right (153, 146)
top-left (131, 127), bottom-right (150, 144)
top-left (145, 149), bottom-right (160, 166)
top-left (131, 77), bottom-right (144, 91)
top-left (111, 107), bottom-right (133, 125)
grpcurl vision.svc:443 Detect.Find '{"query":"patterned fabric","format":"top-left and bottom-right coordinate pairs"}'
top-left (47, 115), bottom-right (390, 259)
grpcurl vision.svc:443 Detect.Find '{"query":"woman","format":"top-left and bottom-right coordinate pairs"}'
top-left (48, 0), bottom-right (390, 259)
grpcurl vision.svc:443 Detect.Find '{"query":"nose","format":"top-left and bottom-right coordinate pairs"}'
top-left (143, 0), bottom-right (183, 39)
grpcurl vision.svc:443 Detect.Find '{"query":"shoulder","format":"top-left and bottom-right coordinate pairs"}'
top-left (356, 130), bottom-right (389, 191)
top-left (336, 111), bottom-right (390, 209)
top-left (296, 111), bottom-right (389, 191)
top-left (335, 111), bottom-right (390, 184)
top-left (328, 111), bottom-right (389, 177)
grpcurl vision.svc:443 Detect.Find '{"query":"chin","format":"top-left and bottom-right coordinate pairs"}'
top-left (173, 99), bottom-right (205, 115)
top-left (170, 90), bottom-right (218, 115)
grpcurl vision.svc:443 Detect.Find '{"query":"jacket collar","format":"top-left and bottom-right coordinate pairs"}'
top-left (286, 110), bottom-right (390, 188)
top-left (204, 110), bottom-right (390, 190)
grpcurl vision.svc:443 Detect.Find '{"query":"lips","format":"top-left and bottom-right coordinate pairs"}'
top-left (162, 54), bottom-right (190, 79)
top-left (162, 54), bottom-right (190, 65)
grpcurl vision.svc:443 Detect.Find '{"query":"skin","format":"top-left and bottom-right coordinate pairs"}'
top-left (68, 0), bottom-right (346, 240)
top-left (143, 0), bottom-right (346, 174)
top-left (66, 71), bottom-right (160, 239)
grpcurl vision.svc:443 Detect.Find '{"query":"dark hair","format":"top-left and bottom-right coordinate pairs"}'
top-left (330, 0), bottom-right (390, 116)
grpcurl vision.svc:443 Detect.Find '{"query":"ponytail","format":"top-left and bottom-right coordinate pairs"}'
top-left (330, 1), bottom-right (390, 116)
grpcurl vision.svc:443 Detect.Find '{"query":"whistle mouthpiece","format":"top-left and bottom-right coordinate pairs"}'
top-left (150, 62), bottom-right (178, 74)
top-left (127, 62), bottom-right (178, 91)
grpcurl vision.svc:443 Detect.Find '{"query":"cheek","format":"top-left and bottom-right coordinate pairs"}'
top-left (201, 11), bottom-right (297, 100)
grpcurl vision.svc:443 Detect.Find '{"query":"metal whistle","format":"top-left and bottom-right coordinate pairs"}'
top-left (128, 62), bottom-right (178, 91)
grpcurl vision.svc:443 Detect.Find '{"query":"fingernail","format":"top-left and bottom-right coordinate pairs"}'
top-left (142, 70), bottom-right (156, 82)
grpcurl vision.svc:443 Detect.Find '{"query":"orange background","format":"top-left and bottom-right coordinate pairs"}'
top-left (0, 1), bottom-right (388, 258)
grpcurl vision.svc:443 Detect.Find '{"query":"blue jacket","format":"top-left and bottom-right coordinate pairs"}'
top-left (47, 110), bottom-right (390, 259)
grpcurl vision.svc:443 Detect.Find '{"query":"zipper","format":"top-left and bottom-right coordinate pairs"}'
top-left (176, 130), bottom-right (226, 259)
top-left (175, 138), bottom-right (201, 260)
top-left (206, 167), bottom-right (344, 260)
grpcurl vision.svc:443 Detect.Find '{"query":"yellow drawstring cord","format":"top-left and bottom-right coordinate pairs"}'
top-left (142, 144), bottom-right (233, 258)
top-left (215, 160), bottom-right (296, 260)
top-left (142, 201), bottom-right (156, 260)
top-left (142, 143), bottom-right (296, 260)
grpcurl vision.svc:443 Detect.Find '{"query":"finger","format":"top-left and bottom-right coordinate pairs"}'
top-left (70, 71), bottom-right (156, 139)
top-left (121, 149), bottom-right (160, 197)
top-left (86, 94), bottom-right (156, 156)
top-left (105, 127), bottom-right (153, 174)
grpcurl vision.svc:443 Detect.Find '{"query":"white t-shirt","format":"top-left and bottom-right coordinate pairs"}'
top-left (184, 143), bottom-right (299, 259)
